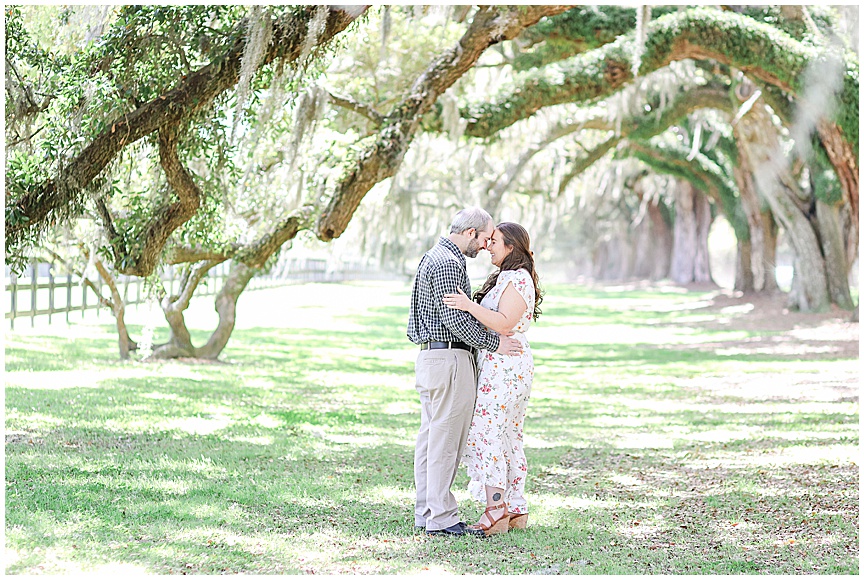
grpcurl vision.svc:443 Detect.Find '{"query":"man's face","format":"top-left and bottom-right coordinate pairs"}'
top-left (464, 224), bottom-right (494, 258)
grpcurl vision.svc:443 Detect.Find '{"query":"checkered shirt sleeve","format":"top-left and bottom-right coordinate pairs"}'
top-left (407, 238), bottom-right (501, 351)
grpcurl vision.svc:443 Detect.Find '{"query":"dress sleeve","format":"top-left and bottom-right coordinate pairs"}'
top-left (505, 269), bottom-right (535, 314)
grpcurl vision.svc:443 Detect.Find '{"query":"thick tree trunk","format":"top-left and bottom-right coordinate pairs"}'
top-left (590, 224), bottom-right (651, 282)
top-left (149, 207), bottom-right (311, 361)
top-left (156, 313), bottom-right (198, 359)
top-left (817, 120), bottom-right (859, 238)
top-left (670, 181), bottom-right (714, 285)
top-left (647, 202), bottom-right (674, 280)
top-left (732, 158), bottom-right (763, 292)
top-left (149, 261), bottom-right (256, 360)
top-left (735, 240), bottom-right (755, 292)
top-left (735, 213), bottom-right (777, 295)
top-left (670, 183), bottom-right (696, 285)
top-left (843, 208), bottom-right (858, 275)
top-left (632, 183), bottom-right (673, 281)
top-left (622, 141), bottom-right (734, 286)
top-left (632, 216), bottom-right (655, 280)
top-left (735, 99), bottom-right (831, 311)
top-left (592, 238), bottom-right (633, 281)
top-left (615, 235), bottom-right (635, 280)
top-left (150, 259), bottom-right (225, 359)
top-left (694, 187), bottom-right (713, 283)
top-left (764, 188), bottom-right (828, 311)
top-left (815, 199), bottom-right (855, 310)
top-left (761, 209), bottom-right (780, 293)
top-left (197, 263), bottom-right (256, 359)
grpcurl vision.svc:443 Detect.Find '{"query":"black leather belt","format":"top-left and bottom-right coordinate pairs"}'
top-left (420, 341), bottom-right (473, 352)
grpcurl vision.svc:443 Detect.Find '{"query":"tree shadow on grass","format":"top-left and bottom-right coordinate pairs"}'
top-left (4, 331), bottom-right (124, 371)
top-left (530, 444), bottom-right (858, 575)
top-left (6, 421), bottom-right (432, 574)
top-left (533, 339), bottom-right (853, 368)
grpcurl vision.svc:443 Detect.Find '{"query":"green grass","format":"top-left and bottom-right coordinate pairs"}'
top-left (4, 281), bottom-right (859, 574)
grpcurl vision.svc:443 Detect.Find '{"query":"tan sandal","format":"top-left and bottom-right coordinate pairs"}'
top-left (508, 513), bottom-right (528, 530)
top-left (467, 502), bottom-right (510, 537)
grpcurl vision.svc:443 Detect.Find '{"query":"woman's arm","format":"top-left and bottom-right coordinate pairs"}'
top-left (442, 282), bottom-right (527, 334)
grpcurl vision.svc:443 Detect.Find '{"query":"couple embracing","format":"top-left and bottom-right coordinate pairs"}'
top-left (407, 207), bottom-right (543, 537)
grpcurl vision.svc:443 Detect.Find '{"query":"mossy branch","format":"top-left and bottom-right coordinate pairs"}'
top-left (6, 6), bottom-right (366, 259)
top-left (460, 6), bottom-right (858, 158)
top-left (315, 5), bottom-right (575, 242)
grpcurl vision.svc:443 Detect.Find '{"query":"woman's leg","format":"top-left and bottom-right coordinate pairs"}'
top-left (465, 364), bottom-right (510, 500)
top-left (507, 384), bottom-right (531, 515)
top-left (475, 485), bottom-right (508, 528)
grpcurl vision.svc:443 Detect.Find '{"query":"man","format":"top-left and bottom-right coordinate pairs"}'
top-left (407, 207), bottom-right (523, 537)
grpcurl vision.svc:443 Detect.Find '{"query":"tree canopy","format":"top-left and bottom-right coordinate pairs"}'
top-left (5, 5), bottom-right (859, 323)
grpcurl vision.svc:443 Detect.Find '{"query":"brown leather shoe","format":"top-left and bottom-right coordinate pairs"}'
top-left (467, 502), bottom-right (510, 537)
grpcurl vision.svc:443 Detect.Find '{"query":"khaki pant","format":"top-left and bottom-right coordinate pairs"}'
top-left (413, 348), bottom-right (477, 531)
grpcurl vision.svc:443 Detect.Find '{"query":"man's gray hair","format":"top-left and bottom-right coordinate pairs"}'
top-left (449, 207), bottom-right (493, 234)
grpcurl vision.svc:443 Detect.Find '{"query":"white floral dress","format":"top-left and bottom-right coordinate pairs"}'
top-left (461, 268), bottom-right (535, 515)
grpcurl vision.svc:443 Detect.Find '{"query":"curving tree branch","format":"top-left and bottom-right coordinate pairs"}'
top-left (5, 6), bottom-right (368, 258)
top-left (326, 91), bottom-right (384, 126)
top-left (90, 126), bottom-right (203, 278)
top-left (234, 205), bottom-right (316, 268)
top-left (315, 4), bottom-right (575, 242)
top-left (512, 6), bottom-right (679, 71)
top-left (555, 84), bottom-right (734, 195)
top-left (458, 7), bottom-right (858, 159)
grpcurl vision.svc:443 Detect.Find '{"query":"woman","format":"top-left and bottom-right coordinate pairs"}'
top-left (442, 222), bottom-right (543, 536)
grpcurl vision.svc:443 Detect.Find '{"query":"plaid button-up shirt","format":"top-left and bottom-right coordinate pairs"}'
top-left (407, 237), bottom-right (501, 352)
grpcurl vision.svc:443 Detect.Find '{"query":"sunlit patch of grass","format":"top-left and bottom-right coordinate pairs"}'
top-left (4, 282), bottom-right (858, 574)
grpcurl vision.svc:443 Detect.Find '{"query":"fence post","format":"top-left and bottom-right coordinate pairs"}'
top-left (30, 259), bottom-right (37, 328)
top-left (66, 270), bottom-right (72, 325)
top-left (10, 271), bottom-right (17, 330)
top-left (82, 271), bottom-right (87, 319)
top-left (48, 263), bottom-right (55, 325)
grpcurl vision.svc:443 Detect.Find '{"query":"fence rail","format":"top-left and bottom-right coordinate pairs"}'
top-left (5, 258), bottom-right (388, 329)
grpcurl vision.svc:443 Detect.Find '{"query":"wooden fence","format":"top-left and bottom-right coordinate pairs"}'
top-left (4, 257), bottom-right (386, 329)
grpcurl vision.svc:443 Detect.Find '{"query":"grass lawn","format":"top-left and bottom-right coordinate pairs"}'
top-left (4, 281), bottom-right (859, 574)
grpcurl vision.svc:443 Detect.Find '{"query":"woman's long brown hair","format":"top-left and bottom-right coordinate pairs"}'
top-left (473, 222), bottom-right (544, 320)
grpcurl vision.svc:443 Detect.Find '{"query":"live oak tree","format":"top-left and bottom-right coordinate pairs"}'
top-left (6, 5), bottom-right (575, 359)
top-left (6, 4), bottom-right (859, 361)
top-left (6, 5), bottom-right (368, 359)
top-left (151, 5), bottom-right (572, 360)
top-left (414, 5), bottom-right (857, 312)
top-left (5, 5), bottom-right (365, 275)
